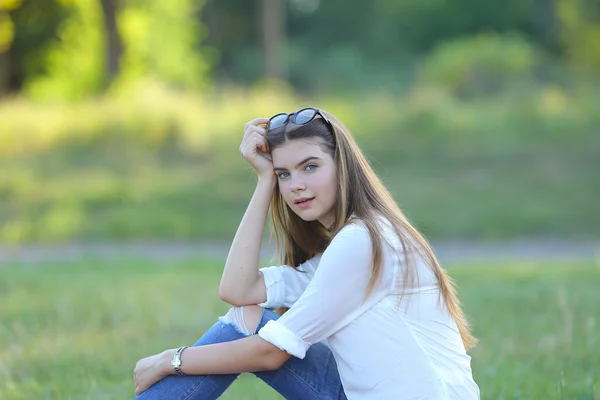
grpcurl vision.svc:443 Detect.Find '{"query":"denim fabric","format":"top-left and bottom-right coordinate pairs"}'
top-left (134, 307), bottom-right (347, 400)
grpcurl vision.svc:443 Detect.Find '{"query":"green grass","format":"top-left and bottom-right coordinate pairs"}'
top-left (1, 87), bottom-right (599, 243)
top-left (1, 258), bottom-right (599, 399)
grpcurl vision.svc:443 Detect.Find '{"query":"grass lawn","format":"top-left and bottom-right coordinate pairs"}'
top-left (2, 91), bottom-right (599, 243)
top-left (1, 258), bottom-right (599, 399)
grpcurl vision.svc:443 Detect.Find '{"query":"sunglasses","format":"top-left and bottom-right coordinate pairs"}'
top-left (267, 107), bottom-right (334, 133)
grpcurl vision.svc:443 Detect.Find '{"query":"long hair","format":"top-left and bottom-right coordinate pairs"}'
top-left (266, 110), bottom-right (477, 350)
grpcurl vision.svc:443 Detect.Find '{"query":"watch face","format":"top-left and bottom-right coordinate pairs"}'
top-left (172, 359), bottom-right (181, 368)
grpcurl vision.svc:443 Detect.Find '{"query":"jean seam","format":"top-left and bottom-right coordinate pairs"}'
top-left (179, 376), bottom-right (203, 400)
top-left (279, 362), bottom-right (333, 400)
top-left (180, 374), bottom-right (226, 400)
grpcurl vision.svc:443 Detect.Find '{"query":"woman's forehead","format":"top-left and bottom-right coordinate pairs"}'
top-left (272, 139), bottom-right (330, 167)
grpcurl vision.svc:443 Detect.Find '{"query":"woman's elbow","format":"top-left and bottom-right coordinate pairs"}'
top-left (264, 348), bottom-right (292, 371)
top-left (218, 289), bottom-right (246, 307)
top-left (218, 286), bottom-right (234, 303)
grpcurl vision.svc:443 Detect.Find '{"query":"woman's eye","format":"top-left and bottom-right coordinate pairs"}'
top-left (277, 172), bottom-right (290, 179)
top-left (305, 164), bottom-right (318, 171)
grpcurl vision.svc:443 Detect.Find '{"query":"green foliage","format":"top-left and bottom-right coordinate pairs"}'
top-left (5, 0), bottom-right (68, 91)
top-left (557, 0), bottom-right (600, 75)
top-left (0, 0), bottom-right (23, 52)
top-left (24, 0), bottom-right (104, 99)
top-left (373, 0), bottom-right (531, 52)
top-left (0, 260), bottom-right (599, 399)
top-left (115, 0), bottom-right (213, 92)
top-left (18, 0), bottom-right (212, 100)
top-left (210, 0), bottom-right (545, 92)
top-left (5, 0), bottom-right (600, 97)
top-left (5, 0), bottom-right (600, 98)
top-left (420, 33), bottom-right (537, 97)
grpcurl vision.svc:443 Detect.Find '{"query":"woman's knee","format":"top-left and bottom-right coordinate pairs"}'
top-left (220, 305), bottom-right (264, 335)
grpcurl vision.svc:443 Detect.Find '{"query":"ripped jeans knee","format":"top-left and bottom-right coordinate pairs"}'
top-left (219, 305), bottom-right (263, 336)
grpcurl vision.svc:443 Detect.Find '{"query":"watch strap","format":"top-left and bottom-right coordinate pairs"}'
top-left (171, 346), bottom-right (188, 376)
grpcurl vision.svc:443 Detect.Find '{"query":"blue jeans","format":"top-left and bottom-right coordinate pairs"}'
top-left (134, 307), bottom-right (347, 400)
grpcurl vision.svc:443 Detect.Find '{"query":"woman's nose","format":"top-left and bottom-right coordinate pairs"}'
top-left (290, 174), bottom-right (306, 192)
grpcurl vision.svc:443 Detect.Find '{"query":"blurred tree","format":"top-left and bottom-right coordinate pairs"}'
top-left (9, 0), bottom-right (212, 99)
top-left (202, 0), bottom-right (259, 83)
top-left (420, 33), bottom-right (537, 97)
top-left (99, 0), bottom-right (122, 86)
top-left (25, 0), bottom-right (104, 99)
top-left (201, 0), bottom-right (600, 92)
top-left (4, 0), bottom-right (600, 98)
top-left (557, 0), bottom-right (600, 75)
top-left (259, 0), bottom-right (286, 82)
top-left (533, 0), bottom-right (558, 51)
top-left (0, 0), bottom-right (22, 94)
top-left (116, 0), bottom-right (213, 91)
top-left (2, 0), bottom-right (67, 96)
top-left (203, 0), bottom-right (546, 93)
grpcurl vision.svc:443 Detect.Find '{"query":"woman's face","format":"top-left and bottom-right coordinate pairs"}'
top-left (272, 138), bottom-right (337, 228)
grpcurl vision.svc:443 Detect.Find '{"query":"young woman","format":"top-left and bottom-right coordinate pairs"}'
top-left (133, 108), bottom-right (480, 399)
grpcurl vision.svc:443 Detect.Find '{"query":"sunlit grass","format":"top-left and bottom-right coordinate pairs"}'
top-left (1, 259), bottom-right (599, 399)
top-left (0, 85), bottom-right (599, 243)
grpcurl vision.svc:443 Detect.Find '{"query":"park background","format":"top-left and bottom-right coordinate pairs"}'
top-left (0, 0), bottom-right (599, 398)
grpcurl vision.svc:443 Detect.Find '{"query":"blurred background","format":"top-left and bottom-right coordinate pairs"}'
top-left (1, 0), bottom-right (599, 245)
top-left (1, 1), bottom-right (599, 399)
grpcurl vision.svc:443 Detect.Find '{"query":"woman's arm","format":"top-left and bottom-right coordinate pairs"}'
top-left (219, 117), bottom-right (275, 306)
top-left (134, 335), bottom-right (291, 395)
top-left (219, 176), bottom-right (274, 305)
top-left (169, 335), bottom-right (290, 374)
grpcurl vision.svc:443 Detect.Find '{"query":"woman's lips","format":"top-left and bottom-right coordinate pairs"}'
top-left (295, 198), bottom-right (314, 209)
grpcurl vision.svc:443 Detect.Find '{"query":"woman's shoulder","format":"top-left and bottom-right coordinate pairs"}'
top-left (334, 217), bottom-right (369, 238)
top-left (330, 215), bottom-right (393, 249)
top-left (336, 214), bottom-right (394, 237)
top-left (334, 215), bottom-right (413, 258)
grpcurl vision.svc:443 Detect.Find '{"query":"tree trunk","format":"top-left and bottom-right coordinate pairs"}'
top-left (99, 0), bottom-right (122, 87)
top-left (259, 0), bottom-right (286, 81)
top-left (0, 50), bottom-right (9, 96)
top-left (0, 9), bottom-right (9, 96)
top-left (533, 0), bottom-right (557, 51)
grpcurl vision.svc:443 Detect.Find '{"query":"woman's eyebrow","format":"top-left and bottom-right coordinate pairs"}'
top-left (273, 156), bottom-right (321, 171)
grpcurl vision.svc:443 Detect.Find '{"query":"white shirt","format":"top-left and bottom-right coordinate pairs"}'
top-left (257, 218), bottom-right (480, 400)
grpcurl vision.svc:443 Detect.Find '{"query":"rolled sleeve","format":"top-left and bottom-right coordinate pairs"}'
top-left (258, 319), bottom-right (310, 359)
top-left (258, 266), bottom-right (286, 309)
top-left (258, 254), bottom-right (322, 309)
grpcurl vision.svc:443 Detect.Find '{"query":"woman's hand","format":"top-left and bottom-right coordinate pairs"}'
top-left (133, 349), bottom-right (175, 396)
top-left (240, 118), bottom-right (274, 179)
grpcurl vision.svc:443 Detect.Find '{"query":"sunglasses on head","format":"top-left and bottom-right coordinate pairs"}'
top-left (267, 107), bottom-right (334, 133)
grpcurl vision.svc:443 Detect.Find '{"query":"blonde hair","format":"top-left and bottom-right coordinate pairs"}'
top-left (266, 110), bottom-right (477, 350)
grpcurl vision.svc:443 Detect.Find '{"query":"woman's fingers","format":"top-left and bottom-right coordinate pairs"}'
top-left (244, 118), bottom-right (269, 133)
top-left (240, 118), bottom-right (274, 175)
top-left (240, 127), bottom-right (269, 152)
top-left (243, 124), bottom-right (267, 142)
top-left (252, 131), bottom-right (269, 152)
top-left (245, 117), bottom-right (269, 127)
top-left (240, 132), bottom-right (269, 155)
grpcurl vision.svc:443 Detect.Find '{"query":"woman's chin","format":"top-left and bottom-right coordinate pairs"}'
top-left (293, 209), bottom-right (319, 222)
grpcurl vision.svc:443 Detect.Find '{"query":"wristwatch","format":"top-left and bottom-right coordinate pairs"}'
top-left (171, 346), bottom-right (188, 376)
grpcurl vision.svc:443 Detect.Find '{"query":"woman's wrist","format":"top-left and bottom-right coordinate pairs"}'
top-left (257, 173), bottom-right (275, 187)
top-left (160, 349), bottom-right (177, 375)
